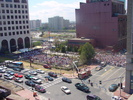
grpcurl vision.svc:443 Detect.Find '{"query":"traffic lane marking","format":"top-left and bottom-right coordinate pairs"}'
top-left (100, 67), bottom-right (115, 77)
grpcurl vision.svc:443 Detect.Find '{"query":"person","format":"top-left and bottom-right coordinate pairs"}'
top-left (33, 91), bottom-right (37, 97)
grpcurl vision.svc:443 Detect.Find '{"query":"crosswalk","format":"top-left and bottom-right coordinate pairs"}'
top-left (40, 77), bottom-right (63, 88)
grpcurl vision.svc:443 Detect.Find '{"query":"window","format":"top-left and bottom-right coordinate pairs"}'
top-left (6, 4), bottom-right (9, 7)
top-left (18, 10), bottom-right (21, 13)
top-left (27, 30), bottom-right (29, 34)
top-left (3, 16), bottom-right (5, 19)
top-left (23, 21), bottom-right (25, 24)
top-left (20, 31), bottom-right (22, 34)
top-left (16, 31), bottom-right (19, 35)
top-left (1, 4), bottom-right (4, 7)
top-left (15, 16), bottom-right (17, 19)
top-left (8, 21), bottom-right (10, 24)
top-left (26, 15), bottom-right (28, 18)
top-left (8, 27), bottom-right (11, 30)
top-left (9, 32), bottom-right (11, 36)
top-left (23, 26), bottom-right (25, 29)
top-left (15, 10), bottom-right (17, 13)
top-left (20, 26), bottom-right (22, 29)
top-left (11, 16), bottom-right (14, 19)
top-left (7, 16), bottom-right (10, 19)
top-left (25, 10), bottom-right (28, 13)
top-left (0, 33), bottom-right (3, 36)
top-left (15, 21), bottom-right (18, 24)
top-left (18, 5), bottom-right (20, 8)
top-left (13, 32), bottom-right (15, 35)
top-left (0, 27), bottom-right (2, 31)
top-left (24, 31), bottom-right (26, 34)
top-left (131, 58), bottom-right (133, 63)
top-left (0, 16), bottom-right (1, 19)
top-left (27, 25), bottom-right (29, 28)
top-left (22, 10), bottom-right (24, 13)
top-left (10, 10), bottom-right (13, 13)
top-left (0, 21), bottom-right (1, 25)
top-left (4, 33), bottom-right (7, 36)
top-left (22, 0), bottom-right (27, 3)
top-left (14, 0), bottom-right (19, 3)
top-left (2, 10), bottom-right (5, 13)
top-left (3, 21), bottom-right (6, 25)
top-left (19, 16), bottom-right (21, 19)
top-left (10, 4), bottom-right (12, 8)
top-left (19, 21), bottom-right (21, 24)
top-left (26, 20), bottom-right (28, 24)
top-left (0, 0), bottom-right (4, 1)
top-left (6, 0), bottom-right (12, 2)
top-left (6, 10), bottom-right (9, 13)
top-left (4, 27), bottom-right (7, 30)
top-left (14, 4), bottom-right (17, 8)
top-left (25, 5), bottom-right (27, 8)
top-left (22, 15), bottom-right (25, 18)
top-left (16, 26), bottom-right (18, 29)
top-left (12, 21), bottom-right (14, 24)
top-left (12, 26), bottom-right (14, 30)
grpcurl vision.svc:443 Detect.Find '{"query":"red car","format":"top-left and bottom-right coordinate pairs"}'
top-left (43, 64), bottom-right (51, 69)
top-left (14, 73), bottom-right (23, 78)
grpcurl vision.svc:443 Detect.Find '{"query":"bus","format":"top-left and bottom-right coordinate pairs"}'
top-left (5, 60), bottom-right (24, 69)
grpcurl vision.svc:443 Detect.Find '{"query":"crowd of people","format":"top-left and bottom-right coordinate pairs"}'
top-left (31, 54), bottom-right (73, 67)
top-left (94, 52), bottom-right (126, 67)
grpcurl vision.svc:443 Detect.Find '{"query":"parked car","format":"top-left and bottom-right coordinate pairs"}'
top-left (24, 74), bottom-right (34, 80)
top-left (36, 69), bottom-right (44, 74)
top-left (14, 77), bottom-right (23, 83)
top-left (29, 71), bottom-right (37, 75)
top-left (43, 64), bottom-right (51, 69)
top-left (61, 86), bottom-right (71, 94)
top-left (6, 71), bottom-right (14, 75)
top-left (108, 84), bottom-right (118, 92)
top-left (112, 96), bottom-right (123, 100)
top-left (48, 72), bottom-right (57, 78)
top-left (95, 65), bottom-right (103, 71)
top-left (14, 73), bottom-right (23, 78)
top-left (25, 80), bottom-right (35, 87)
top-left (12, 68), bottom-right (22, 72)
top-left (86, 94), bottom-right (101, 100)
top-left (31, 77), bottom-right (42, 84)
top-left (44, 76), bottom-right (53, 81)
top-left (34, 85), bottom-right (46, 93)
top-left (0, 73), bottom-right (2, 77)
top-left (4, 74), bottom-right (14, 80)
top-left (62, 77), bottom-right (72, 83)
top-left (75, 83), bottom-right (90, 92)
top-left (0, 68), bottom-right (6, 73)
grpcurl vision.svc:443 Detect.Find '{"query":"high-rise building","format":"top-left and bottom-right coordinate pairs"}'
top-left (48, 16), bottom-right (70, 31)
top-left (125, 0), bottom-right (133, 94)
top-left (0, 0), bottom-right (31, 53)
top-left (75, 0), bottom-right (127, 51)
top-left (30, 20), bottom-right (42, 30)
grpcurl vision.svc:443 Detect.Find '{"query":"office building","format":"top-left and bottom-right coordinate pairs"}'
top-left (75, 0), bottom-right (127, 51)
top-left (125, 0), bottom-right (133, 94)
top-left (48, 16), bottom-right (69, 31)
top-left (30, 19), bottom-right (42, 30)
top-left (0, 0), bottom-right (31, 53)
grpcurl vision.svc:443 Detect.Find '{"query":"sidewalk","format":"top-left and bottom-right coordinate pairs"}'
top-left (113, 89), bottom-right (131, 100)
top-left (16, 89), bottom-right (40, 100)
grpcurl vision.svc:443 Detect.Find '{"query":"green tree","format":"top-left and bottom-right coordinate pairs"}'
top-left (79, 42), bottom-right (95, 64)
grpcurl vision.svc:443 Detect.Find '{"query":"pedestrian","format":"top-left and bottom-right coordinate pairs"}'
top-left (88, 79), bottom-right (90, 84)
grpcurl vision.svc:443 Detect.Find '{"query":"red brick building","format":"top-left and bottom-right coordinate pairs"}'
top-left (75, 0), bottom-right (127, 51)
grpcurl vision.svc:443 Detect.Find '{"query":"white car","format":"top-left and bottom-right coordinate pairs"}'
top-left (112, 96), bottom-right (123, 100)
top-left (31, 77), bottom-right (42, 84)
top-left (36, 69), bottom-right (44, 74)
top-left (61, 86), bottom-right (71, 94)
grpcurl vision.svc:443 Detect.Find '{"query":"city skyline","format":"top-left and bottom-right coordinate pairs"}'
top-left (28, 0), bottom-right (127, 23)
top-left (28, 0), bottom-right (86, 23)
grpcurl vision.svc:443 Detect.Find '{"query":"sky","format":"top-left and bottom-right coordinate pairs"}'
top-left (28, 0), bottom-right (86, 23)
top-left (28, 0), bottom-right (127, 23)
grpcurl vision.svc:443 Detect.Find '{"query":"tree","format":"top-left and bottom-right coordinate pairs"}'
top-left (79, 42), bottom-right (95, 64)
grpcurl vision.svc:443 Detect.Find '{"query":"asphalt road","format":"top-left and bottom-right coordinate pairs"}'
top-left (0, 65), bottom-right (125, 100)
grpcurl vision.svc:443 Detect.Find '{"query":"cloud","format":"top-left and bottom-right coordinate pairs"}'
top-left (29, 0), bottom-right (86, 23)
